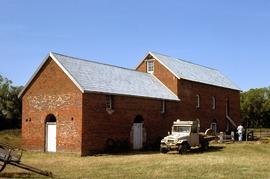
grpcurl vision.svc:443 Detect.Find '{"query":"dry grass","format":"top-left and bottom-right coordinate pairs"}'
top-left (0, 130), bottom-right (270, 179)
top-left (0, 129), bottom-right (21, 147)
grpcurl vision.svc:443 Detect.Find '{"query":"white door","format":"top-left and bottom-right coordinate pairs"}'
top-left (46, 123), bottom-right (56, 152)
top-left (133, 123), bottom-right (143, 150)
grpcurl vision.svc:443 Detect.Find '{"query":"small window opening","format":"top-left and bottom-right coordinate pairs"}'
top-left (196, 94), bottom-right (200, 109)
top-left (212, 96), bottom-right (216, 110)
top-left (160, 100), bottom-right (166, 114)
top-left (146, 60), bottom-right (154, 73)
top-left (106, 95), bottom-right (113, 110)
top-left (211, 122), bottom-right (217, 133)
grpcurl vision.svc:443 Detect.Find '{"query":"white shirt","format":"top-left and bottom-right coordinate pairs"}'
top-left (237, 125), bottom-right (244, 134)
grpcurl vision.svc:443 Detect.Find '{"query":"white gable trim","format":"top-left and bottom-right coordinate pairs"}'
top-left (135, 52), bottom-right (151, 70)
top-left (135, 52), bottom-right (180, 80)
top-left (149, 52), bottom-right (180, 80)
top-left (151, 75), bottom-right (180, 101)
top-left (18, 52), bottom-right (84, 98)
top-left (50, 52), bottom-right (84, 93)
top-left (18, 54), bottom-right (50, 98)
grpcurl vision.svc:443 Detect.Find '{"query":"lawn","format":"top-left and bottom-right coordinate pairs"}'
top-left (0, 130), bottom-right (270, 179)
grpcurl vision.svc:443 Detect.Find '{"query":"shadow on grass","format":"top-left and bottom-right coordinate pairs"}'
top-left (165, 145), bottom-right (225, 155)
top-left (189, 145), bottom-right (224, 154)
top-left (0, 172), bottom-right (39, 178)
top-left (94, 150), bottom-right (160, 156)
top-left (93, 146), bottom-right (225, 156)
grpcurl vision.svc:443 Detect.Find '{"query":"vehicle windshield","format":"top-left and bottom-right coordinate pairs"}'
top-left (172, 126), bottom-right (191, 133)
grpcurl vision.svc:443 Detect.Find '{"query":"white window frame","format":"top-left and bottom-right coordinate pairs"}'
top-left (146, 60), bottom-right (154, 74)
top-left (212, 96), bottom-right (216, 110)
top-left (106, 95), bottom-right (113, 110)
top-left (196, 94), bottom-right (200, 108)
top-left (160, 100), bottom-right (166, 114)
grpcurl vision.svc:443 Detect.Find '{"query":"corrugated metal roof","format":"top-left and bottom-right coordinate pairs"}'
top-left (150, 52), bottom-right (240, 90)
top-left (51, 52), bottom-right (179, 101)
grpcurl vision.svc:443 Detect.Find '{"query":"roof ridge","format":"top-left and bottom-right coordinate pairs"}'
top-left (149, 51), bottom-right (239, 91)
top-left (150, 51), bottom-right (218, 71)
top-left (51, 52), bottom-right (152, 76)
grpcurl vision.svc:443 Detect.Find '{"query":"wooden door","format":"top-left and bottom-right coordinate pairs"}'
top-left (46, 122), bottom-right (56, 152)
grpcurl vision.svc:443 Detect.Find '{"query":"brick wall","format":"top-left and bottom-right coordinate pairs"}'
top-left (22, 58), bottom-right (83, 154)
top-left (81, 80), bottom-right (240, 155)
top-left (178, 79), bottom-right (240, 131)
top-left (81, 93), bottom-right (181, 155)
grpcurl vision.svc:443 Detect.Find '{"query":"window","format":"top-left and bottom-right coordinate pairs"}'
top-left (210, 123), bottom-right (217, 133)
top-left (160, 100), bottom-right (166, 114)
top-left (212, 96), bottom-right (216, 110)
top-left (196, 94), bottom-right (200, 108)
top-left (173, 126), bottom-right (191, 133)
top-left (106, 95), bottom-right (113, 109)
top-left (146, 60), bottom-right (154, 73)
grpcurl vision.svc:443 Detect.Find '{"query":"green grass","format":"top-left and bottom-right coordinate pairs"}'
top-left (1, 130), bottom-right (270, 179)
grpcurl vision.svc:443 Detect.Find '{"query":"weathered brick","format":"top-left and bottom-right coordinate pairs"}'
top-left (22, 58), bottom-right (82, 154)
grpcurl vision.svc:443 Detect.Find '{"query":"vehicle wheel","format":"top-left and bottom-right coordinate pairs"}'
top-left (201, 142), bottom-right (209, 150)
top-left (178, 143), bottom-right (188, 154)
top-left (160, 148), bottom-right (168, 154)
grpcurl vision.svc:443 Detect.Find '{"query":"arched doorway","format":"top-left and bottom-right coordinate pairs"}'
top-left (45, 114), bottom-right (57, 152)
top-left (132, 115), bottom-right (144, 150)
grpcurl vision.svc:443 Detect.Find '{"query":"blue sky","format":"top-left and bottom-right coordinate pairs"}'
top-left (0, 0), bottom-right (270, 91)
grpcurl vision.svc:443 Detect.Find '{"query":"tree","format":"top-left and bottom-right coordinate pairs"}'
top-left (241, 87), bottom-right (270, 128)
top-left (0, 74), bottom-right (23, 129)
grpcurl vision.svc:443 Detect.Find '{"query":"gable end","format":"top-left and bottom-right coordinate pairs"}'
top-left (18, 52), bottom-right (84, 98)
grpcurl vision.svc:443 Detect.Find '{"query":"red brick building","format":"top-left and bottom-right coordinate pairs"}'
top-left (19, 51), bottom-right (240, 155)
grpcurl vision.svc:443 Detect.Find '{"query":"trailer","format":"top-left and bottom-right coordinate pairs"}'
top-left (0, 143), bottom-right (53, 177)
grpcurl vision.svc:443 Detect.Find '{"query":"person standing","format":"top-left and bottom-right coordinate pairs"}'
top-left (237, 124), bottom-right (244, 141)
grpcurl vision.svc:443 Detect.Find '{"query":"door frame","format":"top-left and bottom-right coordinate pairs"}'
top-left (45, 122), bottom-right (57, 152)
top-left (132, 123), bottom-right (143, 150)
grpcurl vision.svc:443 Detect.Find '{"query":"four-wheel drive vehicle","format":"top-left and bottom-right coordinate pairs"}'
top-left (160, 119), bottom-right (216, 154)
